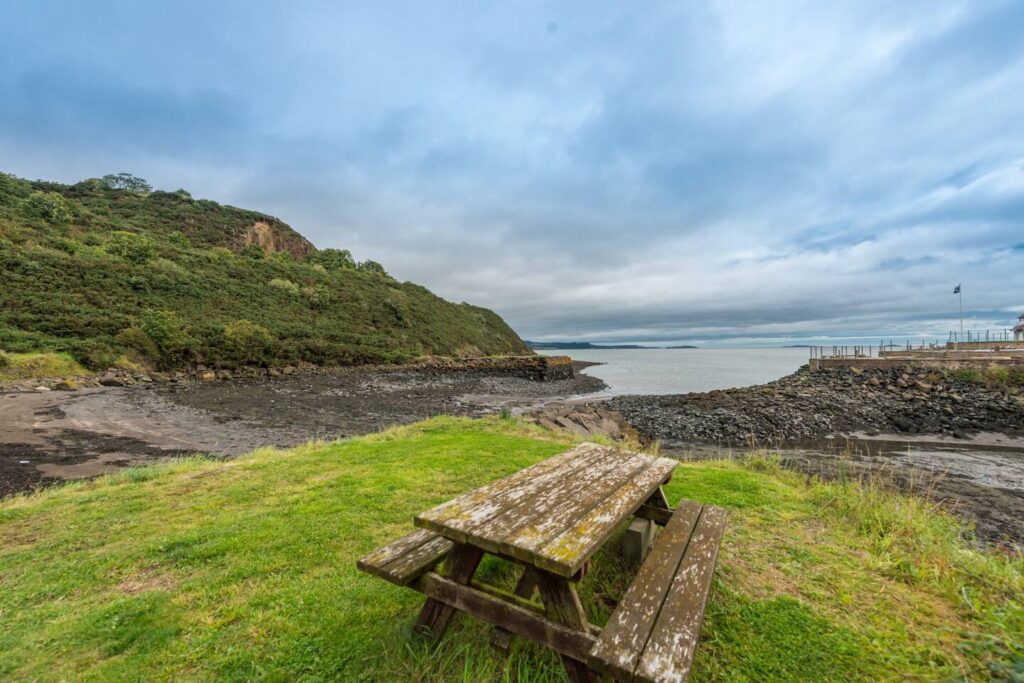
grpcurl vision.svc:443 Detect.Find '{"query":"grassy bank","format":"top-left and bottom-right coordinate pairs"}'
top-left (0, 417), bottom-right (1021, 681)
top-left (0, 350), bottom-right (90, 380)
top-left (948, 366), bottom-right (1024, 389)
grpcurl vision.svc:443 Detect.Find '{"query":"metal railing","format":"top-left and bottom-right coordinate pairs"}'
top-left (948, 329), bottom-right (1013, 343)
top-left (809, 340), bottom-right (944, 359)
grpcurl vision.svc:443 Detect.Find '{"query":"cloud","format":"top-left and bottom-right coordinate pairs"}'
top-left (1, 0), bottom-right (1023, 343)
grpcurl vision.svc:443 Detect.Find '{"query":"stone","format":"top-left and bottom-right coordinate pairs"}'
top-left (34, 385), bottom-right (51, 392)
top-left (54, 381), bottom-right (76, 391)
top-left (198, 370), bottom-right (216, 381)
top-left (99, 377), bottom-right (126, 387)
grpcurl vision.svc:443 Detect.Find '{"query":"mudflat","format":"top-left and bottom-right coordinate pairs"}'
top-left (0, 364), bottom-right (604, 497)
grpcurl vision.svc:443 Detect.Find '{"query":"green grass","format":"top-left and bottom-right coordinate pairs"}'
top-left (0, 350), bottom-right (91, 380)
top-left (1, 417), bottom-right (1021, 681)
top-left (947, 366), bottom-right (1024, 389)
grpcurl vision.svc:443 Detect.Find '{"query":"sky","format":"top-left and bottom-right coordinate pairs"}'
top-left (2, 1), bottom-right (1023, 346)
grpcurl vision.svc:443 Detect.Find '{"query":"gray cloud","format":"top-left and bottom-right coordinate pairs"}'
top-left (1, 1), bottom-right (1023, 344)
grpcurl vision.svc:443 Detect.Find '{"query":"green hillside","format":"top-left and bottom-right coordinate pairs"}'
top-left (0, 172), bottom-right (527, 371)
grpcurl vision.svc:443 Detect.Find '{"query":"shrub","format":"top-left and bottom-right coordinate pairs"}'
top-left (22, 191), bottom-right (74, 224)
top-left (105, 231), bottom-right (156, 264)
top-left (240, 244), bottom-right (265, 259)
top-left (115, 327), bottom-right (160, 361)
top-left (0, 350), bottom-right (10, 368)
top-left (50, 237), bottom-right (80, 254)
top-left (301, 284), bottom-right (332, 309)
top-left (222, 320), bottom-right (273, 365)
top-left (269, 278), bottom-right (300, 295)
top-left (140, 310), bottom-right (191, 368)
top-left (167, 231), bottom-right (191, 248)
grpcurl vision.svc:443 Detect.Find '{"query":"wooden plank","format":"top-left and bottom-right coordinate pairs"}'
top-left (646, 486), bottom-right (671, 511)
top-left (414, 543), bottom-right (483, 638)
top-left (535, 457), bottom-right (679, 576)
top-left (376, 535), bottom-right (453, 585)
top-left (415, 444), bottom-right (614, 541)
top-left (536, 572), bottom-right (599, 683)
top-left (492, 566), bottom-right (539, 650)
top-left (588, 500), bottom-right (704, 681)
top-left (634, 506), bottom-right (727, 683)
top-left (416, 572), bottom-right (597, 662)
top-left (493, 451), bottom-right (650, 563)
top-left (635, 503), bottom-right (673, 527)
top-left (357, 528), bottom-right (437, 570)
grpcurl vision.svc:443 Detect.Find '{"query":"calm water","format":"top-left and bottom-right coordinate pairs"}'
top-left (560, 348), bottom-right (810, 397)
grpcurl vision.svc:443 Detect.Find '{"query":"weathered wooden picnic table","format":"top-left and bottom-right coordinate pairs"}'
top-left (358, 443), bottom-right (726, 683)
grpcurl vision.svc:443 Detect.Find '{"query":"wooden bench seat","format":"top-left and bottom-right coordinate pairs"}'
top-left (589, 500), bottom-right (726, 683)
top-left (357, 529), bottom-right (453, 586)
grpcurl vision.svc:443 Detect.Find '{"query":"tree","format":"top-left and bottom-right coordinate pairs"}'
top-left (357, 260), bottom-right (388, 276)
top-left (100, 173), bottom-right (152, 193)
top-left (306, 248), bottom-right (355, 270)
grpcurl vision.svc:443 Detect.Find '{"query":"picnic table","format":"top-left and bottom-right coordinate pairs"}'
top-left (358, 443), bottom-right (726, 683)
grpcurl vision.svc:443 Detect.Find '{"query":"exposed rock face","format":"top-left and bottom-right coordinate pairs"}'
top-left (606, 366), bottom-right (1024, 445)
top-left (237, 220), bottom-right (316, 260)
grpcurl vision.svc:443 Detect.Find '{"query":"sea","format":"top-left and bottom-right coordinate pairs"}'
top-left (556, 347), bottom-right (811, 397)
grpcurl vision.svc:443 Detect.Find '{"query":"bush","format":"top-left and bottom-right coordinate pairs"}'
top-left (115, 327), bottom-right (160, 361)
top-left (22, 191), bottom-right (74, 224)
top-left (301, 284), bottom-right (331, 309)
top-left (0, 350), bottom-right (10, 368)
top-left (240, 244), bottom-right (265, 259)
top-left (105, 231), bottom-right (156, 264)
top-left (269, 278), bottom-right (300, 295)
top-left (167, 231), bottom-right (191, 248)
top-left (140, 310), bottom-right (191, 368)
top-left (222, 320), bottom-right (273, 365)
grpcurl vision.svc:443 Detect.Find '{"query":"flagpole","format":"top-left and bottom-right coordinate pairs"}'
top-left (959, 287), bottom-right (963, 338)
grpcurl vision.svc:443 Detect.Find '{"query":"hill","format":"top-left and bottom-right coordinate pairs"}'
top-left (0, 417), bottom-right (1019, 680)
top-left (0, 172), bottom-right (527, 371)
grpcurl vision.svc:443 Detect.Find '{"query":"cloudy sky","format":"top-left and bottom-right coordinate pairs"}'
top-left (3, 1), bottom-right (1023, 345)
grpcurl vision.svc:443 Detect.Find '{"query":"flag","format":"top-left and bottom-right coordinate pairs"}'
top-left (953, 284), bottom-right (960, 294)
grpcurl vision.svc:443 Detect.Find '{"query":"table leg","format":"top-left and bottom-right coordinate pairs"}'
top-left (536, 572), bottom-right (599, 683)
top-left (491, 566), bottom-right (538, 651)
top-left (414, 543), bottom-right (483, 639)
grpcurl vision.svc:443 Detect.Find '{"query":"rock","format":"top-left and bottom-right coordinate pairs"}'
top-left (34, 385), bottom-right (51, 392)
top-left (99, 377), bottom-right (126, 387)
top-left (54, 381), bottom-right (77, 391)
top-left (150, 372), bottom-right (170, 383)
top-left (282, 366), bottom-right (297, 375)
top-left (216, 370), bottom-right (232, 380)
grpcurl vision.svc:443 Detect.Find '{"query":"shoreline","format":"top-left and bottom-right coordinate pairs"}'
top-left (0, 361), bottom-right (605, 497)
top-left (4, 361), bottom-right (1022, 546)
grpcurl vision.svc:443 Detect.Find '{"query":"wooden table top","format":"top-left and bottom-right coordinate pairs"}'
top-left (414, 443), bottom-right (678, 577)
